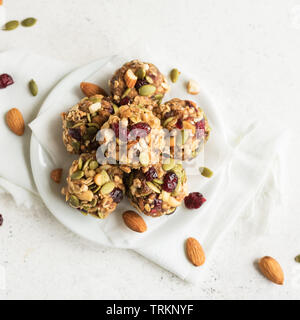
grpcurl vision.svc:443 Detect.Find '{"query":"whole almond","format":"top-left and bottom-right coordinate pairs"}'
top-left (5, 108), bottom-right (25, 136)
top-left (122, 210), bottom-right (147, 233)
top-left (80, 82), bottom-right (108, 97)
top-left (50, 168), bottom-right (63, 184)
top-left (258, 256), bottom-right (284, 285)
top-left (186, 237), bottom-right (205, 266)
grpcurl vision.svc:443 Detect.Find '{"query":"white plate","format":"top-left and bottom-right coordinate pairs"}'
top-left (30, 58), bottom-right (229, 249)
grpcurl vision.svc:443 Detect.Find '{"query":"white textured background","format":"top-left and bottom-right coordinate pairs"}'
top-left (1, 0), bottom-right (300, 299)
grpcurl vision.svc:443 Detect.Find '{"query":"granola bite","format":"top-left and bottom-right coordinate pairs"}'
top-left (61, 95), bottom-right (115, 154)
top-left (126, 161), bottom-right (188, 217)
top-left (62, 153), bottom-right (125, 219)
top-left (109, 60), bottom-right (169, 107)
top-left (154, 98), bottom-right (211, 160)
top-left (97, 105), bottom-right (165, 171)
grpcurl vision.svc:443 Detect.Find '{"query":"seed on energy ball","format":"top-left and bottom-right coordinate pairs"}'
top-left (184, 192), bottom-right (206, 209)
top-left (0, 73), bottom-right (14, 89)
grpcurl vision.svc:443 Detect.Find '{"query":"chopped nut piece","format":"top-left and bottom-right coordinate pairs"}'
top-left (187, 80), bottom-right (200, 95)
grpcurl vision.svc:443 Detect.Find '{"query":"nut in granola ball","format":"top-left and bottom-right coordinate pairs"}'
top-left (61, 95), bottom-right (115, 154)
top-left (126, 162), bottom-right (188, 217)
top-left (109, 60), bottom-right (169, 108)
top-left (97, 105), bottom-right (165, 172)
top-left (154, 98), bottom-right (211, 160)
top-left (61, 153), bottom-right (125, 219)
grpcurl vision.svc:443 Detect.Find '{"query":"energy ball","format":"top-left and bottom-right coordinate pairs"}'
top-left (154, 98), bottom-right (211, 160)
top-left (62, 153), bottom-right (125, 219)
top-left (97, 105), bottom-right (165, 172)
top-left (126, 161), bottom-right (188, 217)
top-left (109, 60), bottom-right (169, 107)
top-left (61, 95), bottom-right (116, 154)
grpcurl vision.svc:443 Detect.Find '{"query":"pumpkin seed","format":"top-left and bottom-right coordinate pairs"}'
top-left (139, 152), bottom-right (149, 167)
top-left (78, 157), bottom-right (83, 170)
top-left (295, 255), bottom-right (300, 263)
top-left (66, 121), bottom-right (74, 128)
top-left (92, 185), bottom-right (101, 194)
top-left (113, 104), bottom-right (119, 114)
top-left (69, 195), bottom-right (80, 208)
top-left (163, 158), bottom-right (176, 171)
top-left (83, 158), bottom-right (92, 170)
top-left (170, 68), bottom-right (180, 83)
top-left (182, 129), bottom-right (190, 144)
top-left (200, 167), bottom-right (213, 178)
top-left (121, 88), bottom-right (131, 98)
top-left (94, 170), bottom-right (110, 186)
top-left (138, 84), bottom-right (156, 96)
top-left (136, 68), bottom-right (146, 79)
top-left (87, 113), bottom-right (91, 123)
top-left (146, 181), bottom-right (161, 194)
top-left (21, 17), bottom-right (37, 27)
top-left (153, 178), bottom-right (163, 185)
top-left (101, 182), bottom-right (115, 195)
top-left (71, 170), bottom-right (84, 180)
top-left (4, 20), bottom-right (19, 31)
top-left (71, 122), bottom-right (84, 128)
top-left (79, 210), bottom-right (88, 216)
top-left (87, 122), bottom-right (100, 129)
top-left (89, 160), bottom-right (99, 170)
top-left (29, 79), bottom-right (38, 96)
top-left (71, 141), bottom-right (80, 153)
top-left (145, 76), bottom-right (153, 84)
top-left (91, 198), bottom-right (97, 207)
top-left (172, 164), bottom-right (183, 178)
top-left (162, 190), bottom-right (170, 202)
top-left (163, 117), bottom-right (175, 127)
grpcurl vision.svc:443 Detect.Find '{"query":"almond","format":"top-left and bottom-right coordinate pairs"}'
top-left (186, 237), bottom-right (205, 266)
top-left (124, 69), bottom-right (137, 89)
top-left (258, 256), bottom-right (284, 285)
top-left (187, 80), bottom-right (200, 95)
top-left (122, 210), bottom-right (147, 233)
top-left (5, 108), bottom-right (25, 136)
top-left (80, 82), bottom-right (108, 97)
top-left (50, 168), bottom-right (63, 184)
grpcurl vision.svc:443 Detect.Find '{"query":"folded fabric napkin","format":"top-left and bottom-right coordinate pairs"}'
top-left (0, 49), bottom-right (287, 282)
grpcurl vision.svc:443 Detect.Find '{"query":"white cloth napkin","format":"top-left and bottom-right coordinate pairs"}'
top-left (0, 50), bottom-right (288, 283)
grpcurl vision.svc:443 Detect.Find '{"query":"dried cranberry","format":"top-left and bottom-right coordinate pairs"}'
top-left (175, 119), bottom-right (183, 129)
top-left (151, 198), bottom-right (162, 214)
top-left (0, 74), bottom-right (14, 89)
top-left (135, 79), bottom-right (148, 90)
top-left (111, 122), bottom-right (128, 141)
top-left (110, 188), bottom-right (123, 203)
top-left (184, 192), bottom-right (206, 209)
top-left (0, 214), bottom-right (3, 226)
top-left (163, 111), bottom-right (175, 120)
top-left (68, 128), bottom-right (81, 141)
top-left (119, 96), bottom-right (131, 106)
top-left (129, 122), bottom-right (151, 140)
top-left (195, 119), bottom-right (205, 139)
top-left (162, 172), bottom-right (178, 192)
top-left (145, 167), bottom-right (158, 181)
top-left (185, 100), bottom-right (196, 109)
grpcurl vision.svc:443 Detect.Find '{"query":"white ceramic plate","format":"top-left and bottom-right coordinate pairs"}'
top-left (30, 58), bottom-right (228, 249)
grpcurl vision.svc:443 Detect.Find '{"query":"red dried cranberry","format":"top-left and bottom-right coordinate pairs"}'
top-left (184, 192), bottom-right (206, 209)
top-left (111, 122), bottom-right (128, 141)
top-left (0, 74), bottom-right (14, 89)
top-left (129, 122), bottom-right (151, 140)
top-left (195, 119), bottom-right (205, 139)
top-left (162, 172), bottom-right (178, 192)
top-left (175, 119), bottom-right (183, 129)
top-left (119, 96), bottom-right (131, 106)
top-left (151, 198), bottom-right (162, 214)
top-left (110, 188), bottom-right (123, 203)
top-left (0, 214), bottom-right (3, 226)
top-left (145, 167), bottom-right (158, 181)
top-left (135, 79), bottom-right (148, 90)
top-left (163, 111), bottom-right (175, 120)
top-left (68, 128), bottom-right (81, 141)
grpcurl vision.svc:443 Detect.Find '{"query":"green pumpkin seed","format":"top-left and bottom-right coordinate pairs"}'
top-left (87, 113), bottom-right (91, 123)
top-left (29, 79), bottom-right (38, 96)
top-left (66, 121), bottom-right (74, 128)
top-left (170, 68), bottom-right (180, 83)
top-left (87, 122), bottom-right (100, 129)
top-left (69, 195), bottom-right (80, 208)
top-left (146, 181), bottom-right (161, 194)
top-left (77, 157), bottom-right (83, 170)
top-left (138, 84), bottom-right (156, 96)
top-left (145, 76), bottom-right (153, 84)
top-left (4, 20), bottom-right (19, 31)
top-left (162, 190), bottom-right (170, 202)
top-left (92, 185), bottom-right (101, 194)
top-left (113, 104), bottom-right (119, 114)
top-left (71, 122), bottom-right (84, 128)
top-left (121, 88), bottom-right (131, 99)
top-left (139, 152), bottom-right (149, 167)
top-left (101, 182), bottom-right (115, 195)
top-left (200, 167), bottom-right (213, 178)
top-left (83, 158), bottom-right (92, 170)
top-left (136, 68), bottom-right (146, 79)
top-left (295, 255), bottom-right (300, 263)
top-left (89, 160), bottom-right (99, 170)
top-left (163, 117), bottom-right (175, 127)
top-left (153, 178), bottom-right (163, 185)
top-left (71, 141), bottom-right (80, 153)
top-left (163, 158), bottom-right (176, 171)
top-left (182, 130), bottom-right (190, 144)
top-left (71, 170), bottom-right (84, 180)
top-left (21, 17), bottom-right (37, 27)
top-left (91, 198), bottom-right (97, 207)
top-left (172, 164), bottom-right (183, 178)
top-left (98, 170), bottom-right (110, 186)
top-left (89, 96), bottom-right (102, 103)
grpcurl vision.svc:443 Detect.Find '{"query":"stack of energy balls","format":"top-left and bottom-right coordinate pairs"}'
top-left (61, 60), bottom-right (210, 219)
